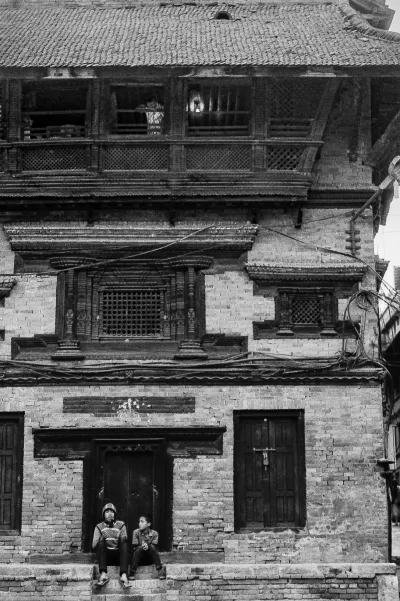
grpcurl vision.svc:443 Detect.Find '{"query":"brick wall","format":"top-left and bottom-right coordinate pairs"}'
top-left (0, 382), bottom-right (387, 564)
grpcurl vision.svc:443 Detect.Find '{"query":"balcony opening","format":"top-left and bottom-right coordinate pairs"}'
top-left (187, 84), bottom-right (251, 136)
top-left (21, 81), bottom-right (89, 140)
top-left (109, 84), bottom-right (165, 136)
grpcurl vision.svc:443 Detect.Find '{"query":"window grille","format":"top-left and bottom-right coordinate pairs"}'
top-left (186, 145), bottom-right (251, 170)
top-left (21, 146), bottom-right (86, 171)
top-left (266, 147), bottom-right (303, 171)
top-left (292, 296), bottom-right (321, 324)
top-left (187, 84), bottom-right (251, 136)
top-left (100, 289), bottom-right (165, 338)
top-left (109, 85), bottom-right (165, 136)
top-left (103, 145), bottom-right (168, 170)
top-left (21, 82), bottom-right (88, 140)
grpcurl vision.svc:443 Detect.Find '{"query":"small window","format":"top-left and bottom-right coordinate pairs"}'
top-left (21, 81), bottom-right (89, 139)
top-left (187, 84), bottom-right (251, 136)
top-left (0, 414), bottom-right (24, 533)
top-left (99, 289), bottom-right (165, 339)
top-left (277, 288), bottom-right (335, 335)
top-left (109, 85), bottom-right (165, 135)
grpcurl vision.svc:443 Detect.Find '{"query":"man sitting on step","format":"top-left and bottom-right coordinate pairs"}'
top-left (92, 502), bottom-right (131, 589)
top-left (130, 514), bottom-right (166, 580)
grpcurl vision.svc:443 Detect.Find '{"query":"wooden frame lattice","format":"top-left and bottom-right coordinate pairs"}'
top-left (99, 289), bottom-right (165, 339)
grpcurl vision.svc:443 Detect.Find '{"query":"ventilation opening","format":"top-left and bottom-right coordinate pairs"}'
top-left (215, 11), bottom-right (231, 20)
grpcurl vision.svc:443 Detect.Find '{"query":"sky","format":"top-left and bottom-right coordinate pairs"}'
top-left (373, 1), bottom-right (400, 280)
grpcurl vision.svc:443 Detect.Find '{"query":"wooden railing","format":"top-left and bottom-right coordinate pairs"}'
top-left (0, 138), bottom-right (322, 175)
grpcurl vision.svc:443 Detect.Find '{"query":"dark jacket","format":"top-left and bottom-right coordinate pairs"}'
top-left (132, 527), bottom-right (159, 549)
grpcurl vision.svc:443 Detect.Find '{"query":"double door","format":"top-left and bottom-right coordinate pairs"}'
top-left (234, 413), bottom-right (305, 529)
top-left (91, 439), bottom-right (167, 548)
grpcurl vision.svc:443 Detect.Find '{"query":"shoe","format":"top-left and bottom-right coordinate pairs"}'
top-left (158, 566), bottom-right (166, 580)
top-left (129, 571), bottom-right (136, 580)
top-left (120, 578), bottom-right (132, 589)
top-left (95, 575), bottom-right (109, 587)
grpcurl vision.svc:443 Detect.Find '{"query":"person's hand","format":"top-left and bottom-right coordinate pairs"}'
top-left (142, 542), bottom-right (148, 550)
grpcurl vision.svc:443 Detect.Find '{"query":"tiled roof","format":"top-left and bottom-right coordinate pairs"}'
top-left (0, 0), bottom-right (399, 67)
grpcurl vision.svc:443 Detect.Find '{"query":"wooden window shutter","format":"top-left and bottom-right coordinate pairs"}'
top-left (0, 414), bottom-right (24, 532)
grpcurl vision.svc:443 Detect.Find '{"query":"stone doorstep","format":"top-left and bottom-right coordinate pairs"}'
top-left (92, 591), bottom-right (166, 601)
top-left (29, 551), bottom-right (224, 564)
top-left (94, 565), bottom-right (160, 581)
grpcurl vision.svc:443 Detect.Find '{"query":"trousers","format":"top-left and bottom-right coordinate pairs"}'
top-left (131, 544), bottom-right (162, 572)
top-left (96, 537), bottom-right (129, 575)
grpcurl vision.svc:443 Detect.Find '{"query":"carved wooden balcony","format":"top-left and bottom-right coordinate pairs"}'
top-left (0, 137), bottom-right (321, 178)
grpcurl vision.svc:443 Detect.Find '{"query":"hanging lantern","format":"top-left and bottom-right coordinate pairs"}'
top-left (188, 89), bottom-right (205, 114)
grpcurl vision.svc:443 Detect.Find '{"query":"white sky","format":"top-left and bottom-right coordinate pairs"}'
top-left (373, 1), bottom-right (400, 279)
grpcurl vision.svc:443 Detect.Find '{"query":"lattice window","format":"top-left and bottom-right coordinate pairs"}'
top-left (187, 84), bottom-right (251, 136)
top-left (268, 79), bottom-right (324, 137)
top-left (109, 85), bottom-right (165, 136)
top-left (99, 289), bottom-right (165, 338)
top-left (186, 145), bottom-right (251, 170)
top-left (292, 296), bottom-right (321, 324)
top-left (103, 146), bottom-right (168, 170)
top-left (21, 146), bottom-right (87, 171)
top-left (21, 81), bottom-right (88, 139)
top-left (266, 147), bottom-right (303, 171)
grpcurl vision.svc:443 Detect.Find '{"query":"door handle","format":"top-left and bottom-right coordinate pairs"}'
top-left (253, 447), bottom-right (276, 452)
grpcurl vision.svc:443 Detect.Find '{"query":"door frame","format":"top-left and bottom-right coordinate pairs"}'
top-left (233, 410), bottom-right (306, 531)
top-left (86, 437), bottom-right (168, 551)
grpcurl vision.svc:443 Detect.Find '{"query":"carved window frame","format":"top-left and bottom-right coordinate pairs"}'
top-left (56, 263), bottom-right (206, 345)
top-left (276, 287), bottom-right (337, 337)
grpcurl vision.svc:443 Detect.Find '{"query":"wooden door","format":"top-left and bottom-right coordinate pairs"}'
top-left (0, 416), bottom-right (23, 532)
top-left (234, 413), bottom-right (305, 529)
top-left (92, 439), bottom-right (166, 548)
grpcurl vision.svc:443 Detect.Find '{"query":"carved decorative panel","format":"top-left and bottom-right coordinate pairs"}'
top-left (103, 145), bottom-right (168, 170)
top-left (265, 147), bottom-right (303, 171)
top-left (21, 146), bottom-right (86, 171)
top-left (186, 145), bottom-right (251, 171)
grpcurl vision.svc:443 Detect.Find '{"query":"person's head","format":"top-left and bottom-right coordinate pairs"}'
top-left (138, 515), bottom-right (151, 530)
top-left (102, 503), bottom-right (117, 524)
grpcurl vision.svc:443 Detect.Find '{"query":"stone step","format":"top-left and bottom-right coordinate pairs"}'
top-left (94, 565), bottom-right (161, 580)
top-left (93, 595), bottom-right (165, 601)
top-left (92, 578), bottom-right (166, 593)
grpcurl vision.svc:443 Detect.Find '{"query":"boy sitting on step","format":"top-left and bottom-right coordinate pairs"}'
top-left (92, 502), bottom-right (131, 589)
top-left (130, 515), bottom-right (166, 580)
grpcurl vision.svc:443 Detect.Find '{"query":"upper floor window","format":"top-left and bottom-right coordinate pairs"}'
top-left (99, 288), bottom-right (166, 339)
top-left (109, 84), bottom-right (165, 135)
top-left (21, 81), bottom-right (89, 140)
top-left (187, 83), bottom-right (251, 136)
top-left (268, 79), bottom-right (324, 138)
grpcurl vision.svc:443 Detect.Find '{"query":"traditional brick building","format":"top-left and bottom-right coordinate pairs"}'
top-left (0, 0), bottom-right (399, 599)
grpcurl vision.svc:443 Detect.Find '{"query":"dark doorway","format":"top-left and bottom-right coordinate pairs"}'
top-left (91, 439), bottom-right (167, 549)
top-left (234, 411), bottom-right (305, 530)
